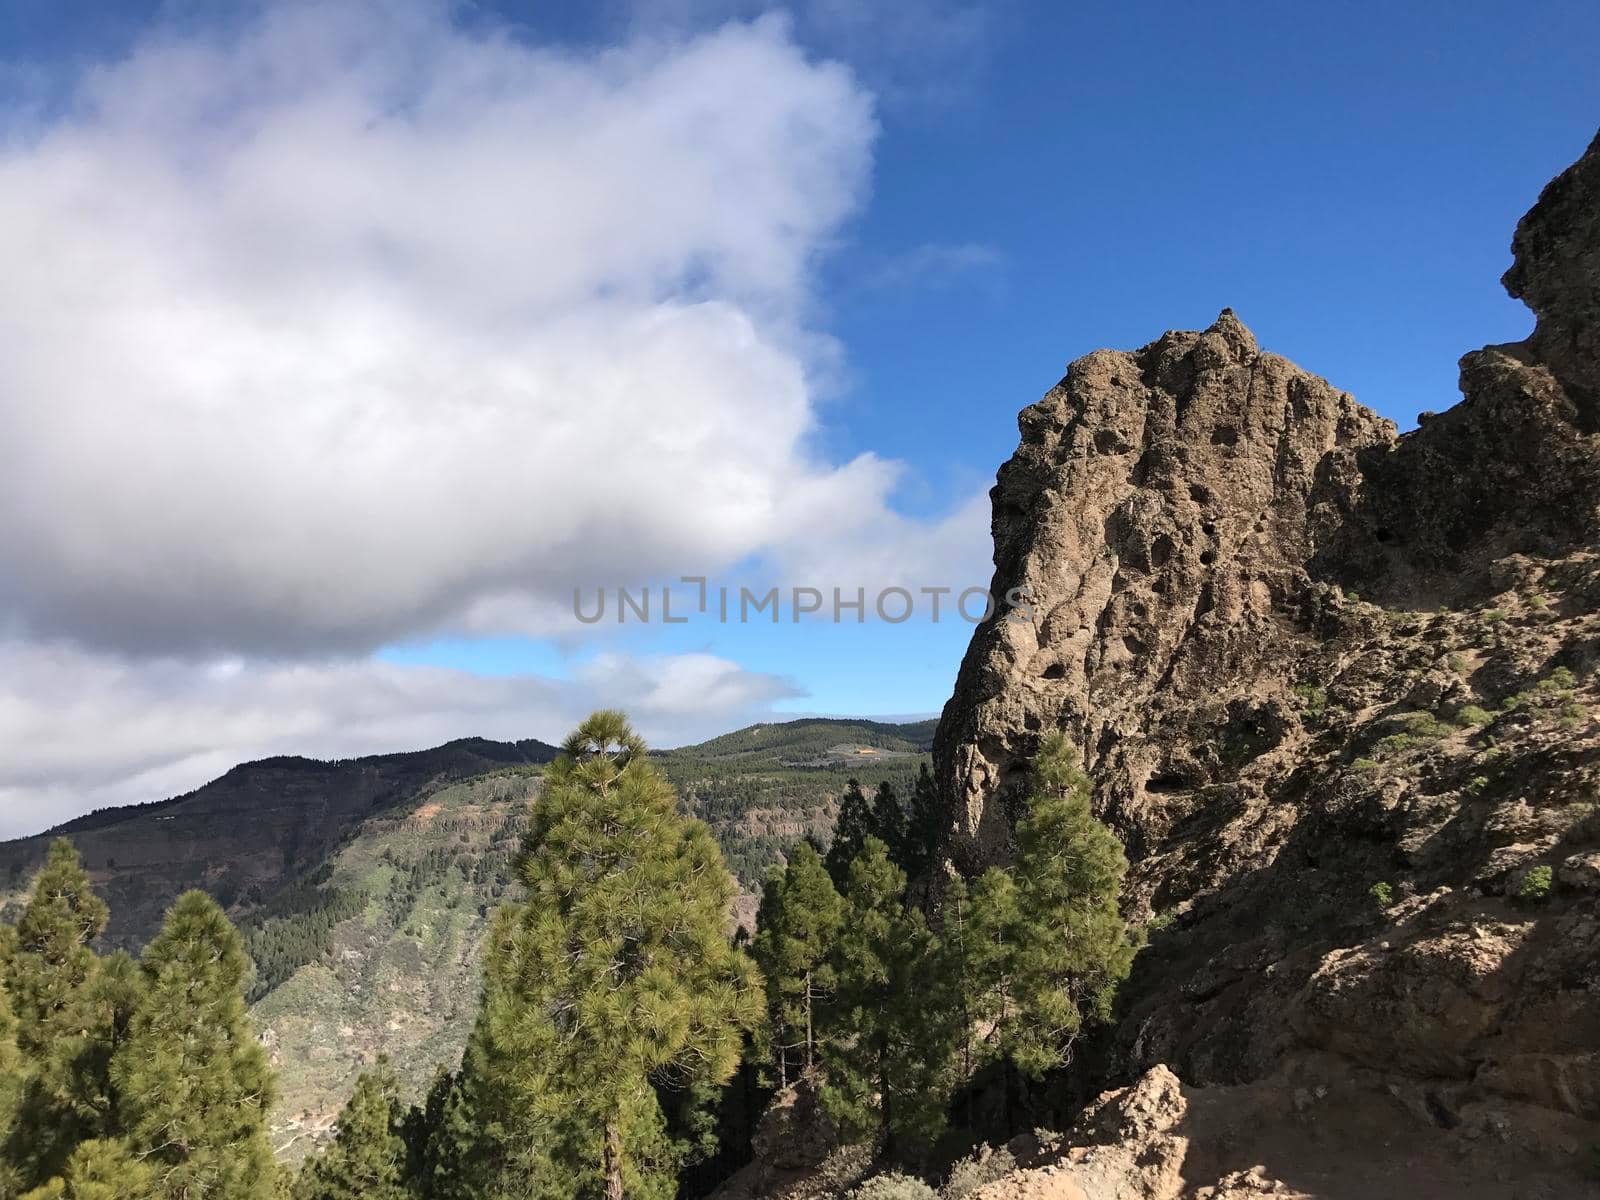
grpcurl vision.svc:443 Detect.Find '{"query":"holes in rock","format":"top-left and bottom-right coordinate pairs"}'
top-left (1211, 425), bottom-right (1239, 447)
top-left (1374, 526), bottom-right (1394, 543)
top-left (1041, 663), bottom-right (1067, 680)
top-left (1202, 521), bottom-right (1217, 538)
top-left (1094, 430), bottom-right (1125, 454)
top-left (1189, 484), bottom-right (1211, 505)
top-left (1024, 713), bottom-right (1042, 731)
top-left (1199, 548), bottom-right (1217, 566)
top-left (1145, 772), bottom-right (1193, 794)
top-left (1150, 534), bottom-right (1176, 569)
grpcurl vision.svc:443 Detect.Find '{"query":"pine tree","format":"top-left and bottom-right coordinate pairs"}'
top-left (0, 978), bottom-right (23, 1200)
top-left (294, 1062), bottom-right (412, 1200)
top-left (902, 763), bottom-right (942, 880)
top-left (17, 1139), bottom-right (153, 1200)
top-left (405, 1035), bottom-right (538, 1200)
top-left (751, 842), bottom-right (842, 1085)
top-left (823, 780), bottom-right (873, 887)
top-left (821, 838), bottom-right (956, 1161)
top-left (3, 840), bottom-right (116, 1187)
top-left (478, 712), bottom-right (764, 1199)
top-left (945, 734), bottom-right (1140, 1122)
top-left (115, 892), bottom-right (279, 1200)
top-left (869, 783), bottom-right (908, 872)
top-left (1001, 735), bottom-right (1140, 1078)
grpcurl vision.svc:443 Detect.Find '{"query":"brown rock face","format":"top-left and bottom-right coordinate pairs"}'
top-left (935, 307), bottom-right (1395, 875)
top-left (933, 127), bottom-right (1600, 1183)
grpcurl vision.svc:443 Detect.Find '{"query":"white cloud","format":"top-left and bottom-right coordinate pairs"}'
top-left (0, 2), bottom-right (996, 839)
top-left (0, 1), bottom-right (978, 656)
top-left (0, 639), bottom-right (801, 839)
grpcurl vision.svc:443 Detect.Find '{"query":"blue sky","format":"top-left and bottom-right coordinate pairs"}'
top-left (395, 0), bottom-right (1600, 714)
top-left (0, 0), bottom-right (1596, 833)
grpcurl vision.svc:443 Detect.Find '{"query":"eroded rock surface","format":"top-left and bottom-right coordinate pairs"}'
top-left (933, 128), bottom-right (1600, 1194)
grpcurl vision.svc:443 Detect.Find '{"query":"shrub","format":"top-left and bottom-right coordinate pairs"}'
top-left (1560, 704), bottom-right (1587, 728)
top-left (1369, 881), bottom-right (1394, 909)
top-left (942, 1147), bottom-right (1018, 1200)
top-left (1292, 684), bottom-right (1329, 716)
top-left (1480, 608), bottom-right (1506, 624)
top-left (1457, 705), bottom-right (1493, 727)
top-left (1528, 593), bottom-right (1549, 610)
top-left (1352, 758), bottom-right (1380, 771)
top-left (1517, 866), bottom-right (1554, 905)
top-left (1146, 910), bottom-right (1176, 934)
top-left (1465, 776), bottom-right (1489, 796)
top-left (1345, 590), bottom-right (1361, 604)
top-left (1406, 713), bottom-right (1452, 738)
top-left (1376, 733), bottom-right (1414, 757)
top-left (851, 1172), bottom-right (939, 1200)
top-left (1448, 653), bottom-right (1468, 676)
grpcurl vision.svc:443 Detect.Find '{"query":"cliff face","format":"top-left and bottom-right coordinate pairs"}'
top-left (934, 128), bottom-right (1600, 1179)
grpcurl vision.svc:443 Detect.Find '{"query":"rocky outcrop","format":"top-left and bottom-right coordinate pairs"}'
top-left (933, 128), bottom-right (1600, 1194)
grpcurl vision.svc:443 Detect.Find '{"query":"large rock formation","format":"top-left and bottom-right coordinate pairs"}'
top-left (934, 128), bottom-right (1600, 1192)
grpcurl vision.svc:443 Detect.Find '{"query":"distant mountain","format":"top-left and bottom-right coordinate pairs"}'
top-left (0, 717), bottom-right (933, 1157)
top-left (659, 717), bottom-right (936, 884)
top-left (0, 737), bottom-right (559, 951)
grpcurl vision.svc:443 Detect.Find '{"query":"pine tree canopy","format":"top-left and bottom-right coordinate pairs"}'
top-left (116, 891), bottom-right (279, 1200)
top-left (821, 837), bottom-right (956, 1160)
top-left (293, 1062), bottom-right (412, 1200)
top-left (868, 783), bottom-right (908, 872)
top-left (17, 1139), bottom-right (154, 1200)
top-left (962, 734), bottom-right (1140, 1081)
top-left (823, 780), bottom-right (873, 887)
top-left (751, 841), bottom-right (842, 1081)
top-left (3, 839), bottom-right (120, 1188)
top-left (478, 711), bottom-right (763, 1199)
top-left (9, 840), bottom-right (108, 1058)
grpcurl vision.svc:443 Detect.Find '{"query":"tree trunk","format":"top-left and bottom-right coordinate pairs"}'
top-left (605, 1118), bottom-right (625, 1200)
top-left (804, 970), bottom-right (814, 1071)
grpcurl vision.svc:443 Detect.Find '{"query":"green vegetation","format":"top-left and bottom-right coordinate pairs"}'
top-left (1, 714), bottom-right (1139, 1199)
top-left (657, 719), bottom-right (934, 887)
top-left (1, 842), bottom-right (282, 1199)
top-left (823, 838), bottom-right (955, 1157)
top-left (464, 711), bottom-right (763, 1197)
top-left (1456, 705), bottom-right (1493, 727)
top-left (1517, 865), bottom-right (1554, 905)
top-left (940, 1144), bottom-right (1019, 1199)
top-left (117, 892), bottom-right (279, 1199)
top-left (752, 842), bottom-right (843, 1087)
top-left (847, 1173), bottom-right (938, 1200)
top-left (1369, 881), bottom-right (1394, 909)
top-left (292, 1063), bottom-right (411, 1200)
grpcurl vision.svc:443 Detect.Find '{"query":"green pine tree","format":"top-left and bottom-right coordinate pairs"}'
top-left (478, 712), bottom-right (764, 1199)
top-left (17, 1139), bottom-right (153, 1200)
top-left (294, 1062), bottom-right (412, 1200)
top-left (869, 783), bottom-right (908, 872)
top-left (115, 892), bottom-right (280, 1200)
top-left (821, 838), bottom-right (957, 1161)
top-left (0, 978), bottom-right (23, 1200)
top-left (823, 780), bottom-right (873, 887)
top-left (1001, 734), bottom-right (1140, 1078)
top-left (4, 840), bottom-right (117, 1187)
top-left (405, 1033), bottom-right (541, 1200)
top-left (751, 842), bottom-right (842, 1085)
top-left (903, 763), bottom-right (942, 880)
top-left (944, 734), bottom-right (1139, 1125)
